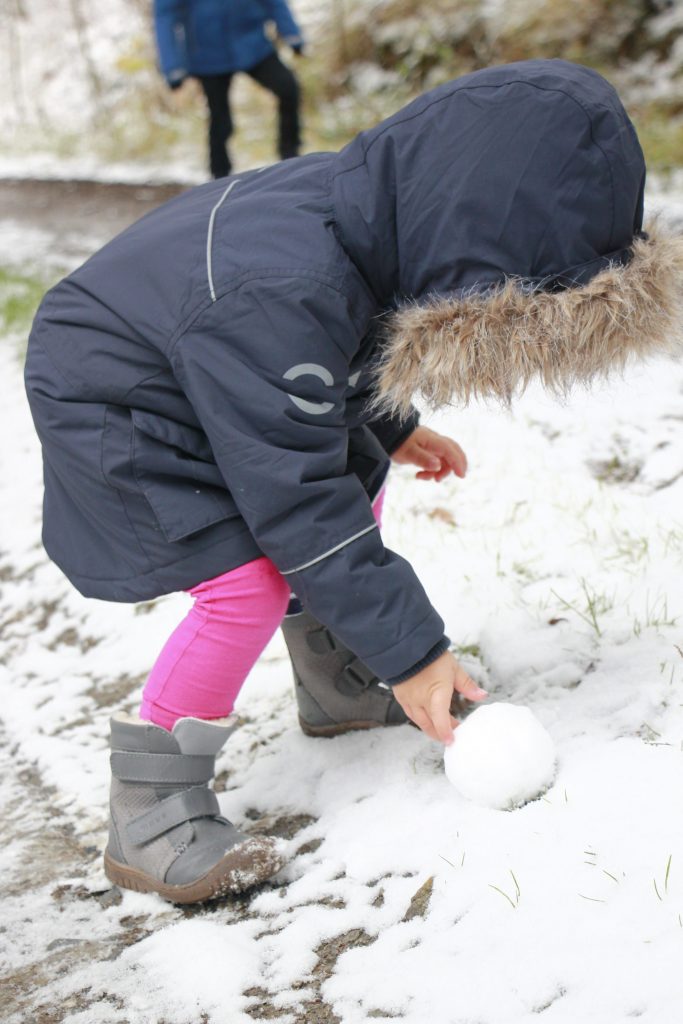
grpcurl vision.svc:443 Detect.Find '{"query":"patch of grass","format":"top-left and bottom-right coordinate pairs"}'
top-left (489, 869), bottom-right (521, 909)
top-left (588, 453), bottom-right (642, 485)
top-left (653, 854), bottom-right (673, 901)
top-left (632, 592), bottom-right (678, 638)
top-left (93, 81), bottom-right (205, 164)
top-left (631, 108), bottom-right (683, 174)
top-left (10, 51), bottom-right (206, 170)
top-left (451, 642), bottom-right (482, 659)
top-left (114, 34), bottom-right (154, 76)
top-left (551, 579), bottom-right (615, 639)
top-left (605, 529), bottom-right (650, 566)
top-left (0, 268), bottom-right (52, 341)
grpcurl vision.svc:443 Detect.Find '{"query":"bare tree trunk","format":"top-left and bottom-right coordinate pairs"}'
top-left (67, 0), bottom-right (103, 102)
top-left (5, 0), bottom-right (28, 124)
top-left (333, 0), bottom-right (349, 69)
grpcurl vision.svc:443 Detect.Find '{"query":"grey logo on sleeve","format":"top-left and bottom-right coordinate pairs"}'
top-left (283, 363), bottom-right (335, 415)
top-left (283, 365), bottom-right (365, 415)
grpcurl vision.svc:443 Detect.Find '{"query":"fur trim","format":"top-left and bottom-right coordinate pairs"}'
top-left (374, 225), bottom-right (683, 418)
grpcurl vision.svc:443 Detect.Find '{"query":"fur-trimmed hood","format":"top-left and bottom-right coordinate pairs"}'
top-left (374, 226), bottom-right (683, 416)
top-left (331, 59), bottom-right (667, 414)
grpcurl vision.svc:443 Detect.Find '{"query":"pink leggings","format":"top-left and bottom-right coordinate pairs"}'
top-left (140, 489), bottom-right (385, 729)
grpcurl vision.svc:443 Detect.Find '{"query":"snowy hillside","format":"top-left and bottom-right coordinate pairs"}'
top-left (0, 0), bottom-right (322, 180)
top-left (2, 0), bottom-right (682, 179)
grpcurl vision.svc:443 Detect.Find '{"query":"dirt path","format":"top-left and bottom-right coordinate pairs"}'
top-left (0, 707), bottom-right (335, 1024)
top-left (1, 177), bottom-right (189, 262)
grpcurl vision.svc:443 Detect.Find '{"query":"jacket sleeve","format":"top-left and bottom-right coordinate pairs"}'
top-left (153, 0), bottom-right (188, 84)
top-left (261, 0), bottom-right (303, 46)
top-left (367, 407), bottom-right (420, 456)
top-left (173, 276), bottom-right (445, 681)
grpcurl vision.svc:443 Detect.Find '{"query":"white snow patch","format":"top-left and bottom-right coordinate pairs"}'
top-left (112, 919), bottom-right (262, 1022)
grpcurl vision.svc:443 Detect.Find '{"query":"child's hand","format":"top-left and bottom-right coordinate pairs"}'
top-left (391, 426), bottom-right (467, 482)
top-left (393, 650), bottom-right (487, 745)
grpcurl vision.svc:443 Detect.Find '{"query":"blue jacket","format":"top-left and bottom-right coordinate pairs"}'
top-left (154, 0), bottom-right (303, 83)
top-left (25, 61), bottom-right (645, 683)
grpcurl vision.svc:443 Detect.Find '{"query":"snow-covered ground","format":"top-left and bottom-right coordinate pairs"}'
top-left (1, 189), bottom-right (683, 1021)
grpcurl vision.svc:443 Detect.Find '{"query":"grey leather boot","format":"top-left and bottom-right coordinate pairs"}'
top-left (104, 713), bottom-right (284, 903)
top-left (281, 609), bottom-right (408, 737)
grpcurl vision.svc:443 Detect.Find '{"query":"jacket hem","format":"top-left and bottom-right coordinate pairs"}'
top-left (58, 528), bottom-right (263, 603)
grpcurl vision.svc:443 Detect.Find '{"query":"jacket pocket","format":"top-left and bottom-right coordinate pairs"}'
top-left (102, 406), bottom-right (240, 543)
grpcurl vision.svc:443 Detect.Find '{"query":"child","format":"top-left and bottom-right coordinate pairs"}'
top-left (25, 60), bottom-right (681, 904)
top-left (154, 0), bottom-right (304, 178)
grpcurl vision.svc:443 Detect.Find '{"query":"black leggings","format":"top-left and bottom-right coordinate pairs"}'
top-left (198, 52), bottom-right (301, 179)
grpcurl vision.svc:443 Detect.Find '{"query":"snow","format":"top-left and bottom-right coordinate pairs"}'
top-left (113, 919), bottom-right (263, 1021)
top-left (2, 184), bottom-right (683, 1020)
top-left (444, 703), bottom-right (557, 809)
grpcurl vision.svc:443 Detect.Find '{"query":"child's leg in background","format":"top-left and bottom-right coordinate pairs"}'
top-left (140, 486), bottom-right (387, 729)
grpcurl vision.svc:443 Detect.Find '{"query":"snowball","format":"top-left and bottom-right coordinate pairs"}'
top-left (443, 703), bottom-right (557, 810)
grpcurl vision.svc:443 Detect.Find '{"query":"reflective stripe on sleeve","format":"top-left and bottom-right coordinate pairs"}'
top-left (281, 523), bottom-right (379, 576)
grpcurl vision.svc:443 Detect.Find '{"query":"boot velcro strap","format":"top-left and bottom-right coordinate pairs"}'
top-left (306, 626), bottom-right (338, 655)
top-left (126, 786), bottom-right (221, 846)
top-left (110, 751), bottom-right (215, 784)
top-left (342, 658), bottom-right (379, 690)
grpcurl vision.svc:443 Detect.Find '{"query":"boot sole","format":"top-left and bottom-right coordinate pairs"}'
top-left (103, 836), bottom-right (284, 904)
top-left (298, 714), bottom-right (405, 738)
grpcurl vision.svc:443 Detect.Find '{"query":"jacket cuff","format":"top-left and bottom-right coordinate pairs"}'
top-left (385, 636), bottom-right (451, 685)
top-left (368, 407), bottom-right (420, 456)
top-left (386, 411), bottom-right (420, 455)
top-left (354, 606), bottom-right (445, 681)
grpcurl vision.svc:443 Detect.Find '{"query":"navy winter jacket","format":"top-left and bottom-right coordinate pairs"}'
top-left (25, 60), bottom-right (645, 683)
top-left (154, 0), bottom-right (303, 83)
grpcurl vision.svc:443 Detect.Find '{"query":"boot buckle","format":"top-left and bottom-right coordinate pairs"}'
top-left (306, 626), bottom-right (338, 655)
top-left (342, 659), bottom-right (376, 691)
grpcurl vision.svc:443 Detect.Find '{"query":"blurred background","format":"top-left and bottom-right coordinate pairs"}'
top-left (2, 0), bottom-right (683, 181)
top-left (1, 1), bottom-right (683, 379)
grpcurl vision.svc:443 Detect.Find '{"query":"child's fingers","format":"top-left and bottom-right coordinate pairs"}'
top-left (413, 446), bottom-right (442, 472)
top-left (428, 691), bottom-right (456, 745)
top-left (408, 706), bottom-right (440, 743)
top-left (403, 702), bottom-right (461, 741)
top-left (453, 665), bottom-right (488, 702)
top-left (416, 440), bottom-right (467, 482)
top-left (443, 444), bottom-right (467, 478)
top-left (449, 442), bottom-right (468, 477)
top-left (425, 437), bottom-right (467, 478)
